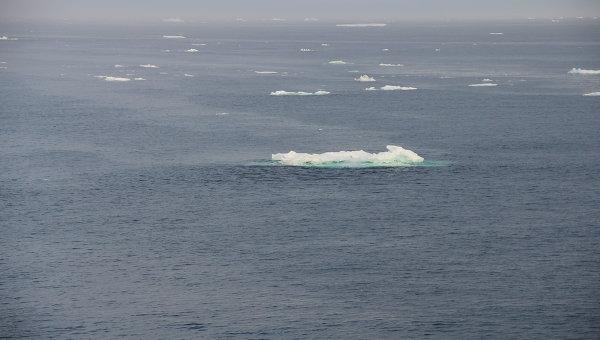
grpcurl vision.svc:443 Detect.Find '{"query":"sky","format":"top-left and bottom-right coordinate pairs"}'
top-left (2, 0), bottom-right (600, 23)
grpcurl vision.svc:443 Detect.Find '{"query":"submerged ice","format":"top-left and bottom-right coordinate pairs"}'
top-left (271, 145), bottom-right (424, 167)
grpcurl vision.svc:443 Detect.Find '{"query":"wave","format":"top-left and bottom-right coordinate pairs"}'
top-left (355, 75), bottom-right (376, 82)
top-left (270, 90), bottom-right (330, 96)
top-left (162, 35), bottom-right (186, 39)
top-left (379, 63), bottom-right (403, 67)
top-left (254, 71), bottom-right (278, 74)
top-left (583, 92), bottom-right (600, 96)
top-left (569, 68), bottom-right (600, 75)
top-left (186, 48), bottom-right (199, 53)
top-left (272, 145), bottom-right (424, 167)
top-left (336, 23), bottom-right (386, 27)
top-left (468, 83), bottom-right (498, 87)
top-left (328, 60), bottom-right (347, 65)
top-left (140, 64), bottom-right (159, 68)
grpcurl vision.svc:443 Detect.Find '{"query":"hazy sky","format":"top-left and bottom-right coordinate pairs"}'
top-left (2, 0), bottom-right (600, 23)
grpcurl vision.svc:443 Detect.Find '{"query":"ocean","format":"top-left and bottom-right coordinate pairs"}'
top-left (1, 20), bottom-right (599, 338)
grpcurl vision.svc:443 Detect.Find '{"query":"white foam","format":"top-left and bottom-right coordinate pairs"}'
top-left (162, 35), bottom-right (186, 39)
top-left (272, 145), bottom-right (424, 167)
top-left (140, 64), bottom-right (159, 68)
top-left (254, 71), bottom-right (278, 74)
top-left (328, 60), bottom-right (347, 65)
top-left (379, 63), bottom-right (404, 67)
top-left (569, 68), bottom-right (600, 75)
top-left (468, 83), bottom-right (498, 87)
top-left (355, 75), bottom-right (376, 82)
top-left (380, 85), bottom-right (418, 91)
top-left (185, 48), bottom-right (199, 53)
top-left (270, 90), bottom-right (330, 96)
top-left (336, 23), bottom-right (386, 27)
top-left (583, 92), bottom-right (600, 96)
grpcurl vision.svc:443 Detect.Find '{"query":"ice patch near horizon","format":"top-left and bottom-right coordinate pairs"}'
top-left (140, 64), bottom-right (159, 68)
top-left (379, 63), bottom-right (404, 67)
top-left (569, 68), bottom-right (600, 75)
top-left (355, 75), bottom-right (376, 82)
top-left (270, 90), bottom-right (330, 96)
top-left (328, 60), bottom-right (348, 65)
top-left (336, 23), bottom-right (387, 27)
top-left (469, 83), bottom-right (498, 87)
top-left (162, 18), bottom-right (184, 23)
top-left (162, 35), bottom-right (186, 39)
top-left (254, 71), bottom-right (278, 74)
top-left (583, 92), bottom-right (600, 96)
top-left (271, 145), bottom-right (424, 167)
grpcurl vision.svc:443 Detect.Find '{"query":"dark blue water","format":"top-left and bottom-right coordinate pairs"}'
top-left (1, 21), bottom-right (599, 338)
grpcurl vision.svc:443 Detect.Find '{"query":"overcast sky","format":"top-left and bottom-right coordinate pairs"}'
top-left (2, 0), bottom-right (600, 23)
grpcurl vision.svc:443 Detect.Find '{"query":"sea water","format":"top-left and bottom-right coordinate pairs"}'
top-left (1, 20), bottom-right (599, 338)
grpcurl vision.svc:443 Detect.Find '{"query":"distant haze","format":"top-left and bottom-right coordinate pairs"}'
top-left (2, 0), bottom-right (600, 23)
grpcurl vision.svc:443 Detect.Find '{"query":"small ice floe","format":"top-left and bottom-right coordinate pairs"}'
top-left (270, 90), bottom-right (330, 96)
top-left (254, 71), bottom-right (278, 74)
top-left (186, 48), bottom-right (199, 53)
top-left (321, 43), bottom-right (329, 46)
top-left (583, 92), bottom-right (600, 96)
top-left (140, 64), bottom-right (159, 68)
top-left (489, 32), bottom-right (504, 35)
top-left (134, 77), bottom-right (145, 81)
top-left (300, 48), bottom-right (314, 52)
top-left (163, 35), bottom-right (186, 39)
top-left (379, 63), bottom-right (403, 67)
top-left (114, 64), bottom-right (125, 68)
top-left (366, 85), bottom-right (417, 91)
top-left (216, 112), bottom-right (230, 115)
top-left (468, 83), bottom-right (498, 87)
top-left (482, 78), bottom-right (493, 82)
top-left (382, 48), bottom-right (390, 51)
top-left (328, 60), bottom-right (348, 65)
top-left (355, 75), bottom-right (376, 82)
top-left (184, 73), bottom-right (194, 77)
top-left (568, 68), bottom-right (600, 75)
top-left (95, 75), bottom-right (131, 82)
top-left (336, 23), bottom-right (386, 27)
top-left (0, 36), bottom-right (18, 41)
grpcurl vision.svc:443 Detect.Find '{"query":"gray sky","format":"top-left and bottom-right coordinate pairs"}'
top-left (2, 0), bottom-right (600, 23)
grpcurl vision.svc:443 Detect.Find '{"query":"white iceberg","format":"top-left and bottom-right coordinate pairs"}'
top-left (355, 75), bottom-right (376, 82)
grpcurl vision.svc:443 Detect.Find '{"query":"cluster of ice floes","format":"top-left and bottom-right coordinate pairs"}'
top-left (355, 75), bottom-right (376, 82)
top-left (272, 145), bottom-right (424, 167)
top-left (569, 68), bottom-right (600, 75)
top-left (366, 85), bottom-right (418, 91)
top-left (270, 90), bottom-right (330, 96)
